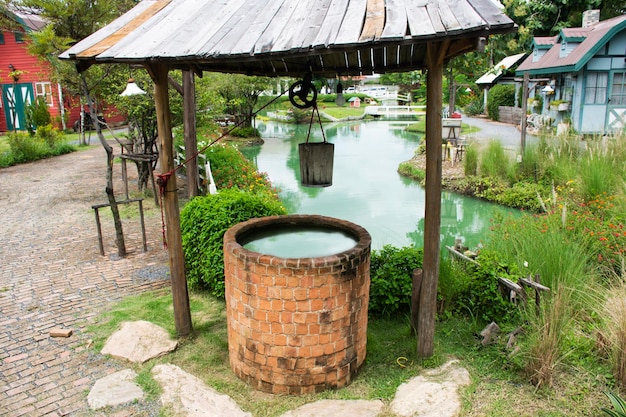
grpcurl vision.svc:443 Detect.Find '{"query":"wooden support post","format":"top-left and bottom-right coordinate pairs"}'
top-left (183, 70), bottom-right (199, 198)
top-left (93, 207), bottom-right (104, 256)
top-left (417, 41), bottom-right (447, 359)
top-left (520, 72), bottom-right (529, 156)
top-left (151, 62), bottom-right (192, 337)
top-left (411, 268), bottom-right (423, 336)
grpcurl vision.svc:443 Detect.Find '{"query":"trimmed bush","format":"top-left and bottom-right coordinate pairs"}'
top-left (487, 84), bottom-right (515, 121)
top-left (180, 189), bottom-right (286, 297)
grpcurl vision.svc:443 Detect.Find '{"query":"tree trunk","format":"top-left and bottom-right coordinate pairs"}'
top-left (80, 73), bottom-right (126, 257)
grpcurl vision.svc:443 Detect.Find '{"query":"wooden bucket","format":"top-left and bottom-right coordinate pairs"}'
top-left (299, 142), bottom-right (334, 187)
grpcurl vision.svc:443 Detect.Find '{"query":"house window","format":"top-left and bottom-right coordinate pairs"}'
top-left (0, 32), bottom-right (5, 44)
top-left (610, 72), bottom-right (626, 106)
top-left (14, 31), bottom-right (24, 43)
top-left (585, 72), bottom-right (608, 104)
top-left (35, 82), bottom-right (54, 106)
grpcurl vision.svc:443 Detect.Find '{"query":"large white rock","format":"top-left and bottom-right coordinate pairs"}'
top-left (280, 399), bottom-right (385, 417)
top-left (152, 364), bottom-right (253, 417)
top-left (101, 320), bottom-right (177, 363)
top-left (390, 360), bottom-right (471, 417)
top-left (87, 369), bottom-right (144, 410)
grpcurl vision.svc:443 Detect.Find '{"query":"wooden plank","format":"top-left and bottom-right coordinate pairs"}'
top-left (381, 0), bottom-right (407, 40)
top-left (359, 0), bottom-right (385, 41)
top-left (445, 245), bottom-right (480, 266)
top-left (445, 0), bottom-right (482, 30)
top-left (254, 1), bottom-right (299, 53)
top-left (498, 277), bottom-right (523, 293)
top-left (425, 1), bottom-right (460, 35)
top-left (271, 0), bottom-right (334, 52)
top-left (311, 0), bottom-right (351, 48)
top-left (334, 0), bottom-right (368, 45)
top-left (65, 0), bottom-right (158, 58)
top-left (99, 0), bottom-right (221, 58)
top-left (230, 0), bottom-right (288, 55)
top-left (202, 0), bottom-right (271, 55)
top-left (404, 0), bottom-right (435, 37)
top-left (519, 277), bottom-right (550, 292)
top-left (79, 0), bottom-right (173, 58)
top-left (466, 0), bottom-right (514, 27)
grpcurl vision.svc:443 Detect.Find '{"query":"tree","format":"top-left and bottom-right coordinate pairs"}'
top-left (207, 73), bottom-right (273, 128)
top-left (379, 71), bottom-right (423, 101)
top-left (21, 0), bottom-right (137, 257)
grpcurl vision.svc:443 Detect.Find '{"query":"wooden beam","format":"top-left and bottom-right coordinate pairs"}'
top-left (183, 70), bottom-right (199, 198)
top-left (151, 62), bottom-right (193, 337)
top-left (417, 40), bottom-right (447, 359)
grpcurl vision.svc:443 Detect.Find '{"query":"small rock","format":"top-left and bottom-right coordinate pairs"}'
top-left (390, 360), bottom-right (471, 417)
top-left (101, 320), bottom-right (177, 363)
top-left (49, 328), bottom-right (72, 338)
top-left (152, 364), bottom-right (252, 417)
top-left (87, 369), bottom-right (143, 410)
top-left (280, 399), bottom-right (384, 417)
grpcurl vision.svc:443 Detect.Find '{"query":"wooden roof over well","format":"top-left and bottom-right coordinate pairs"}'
top-left (60, 0), bottom-right (516, 77)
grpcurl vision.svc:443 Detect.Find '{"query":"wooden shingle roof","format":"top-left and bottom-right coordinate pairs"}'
top-left (60, 0), bottom-right (515, 77)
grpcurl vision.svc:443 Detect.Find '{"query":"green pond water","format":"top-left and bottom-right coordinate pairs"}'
top-left (241, 120), bottom-right (518, 252)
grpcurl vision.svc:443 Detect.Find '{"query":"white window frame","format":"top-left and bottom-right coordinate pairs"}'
top-left (35, 82), bottom-right (54, 107)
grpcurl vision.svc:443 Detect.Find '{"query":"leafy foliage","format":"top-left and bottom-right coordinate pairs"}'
top-left (180, 189), bottom-right (286, 296)
top-left (487, 84), bottom-right (516, 121)
top-left (25, 97), bottom-right (52, 133)
top-left (369, 245), bottom-right (423, 317)
top-left (602, 391), bottom-right (626, 417)
top-left (454, 249), bottom-right (521, 323)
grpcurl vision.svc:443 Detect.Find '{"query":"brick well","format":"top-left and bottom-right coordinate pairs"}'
top-left (223, 215), bottom-right (371, 394)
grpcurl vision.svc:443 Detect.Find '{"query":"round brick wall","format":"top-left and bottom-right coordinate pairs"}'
top-left (223, 215), bottom-right (371, 395)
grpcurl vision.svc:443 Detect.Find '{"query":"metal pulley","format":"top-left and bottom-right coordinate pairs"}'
top-left (288, 73), bottom-right (317, 109)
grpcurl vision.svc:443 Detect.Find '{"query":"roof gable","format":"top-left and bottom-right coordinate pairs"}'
top-left (476, 52), bottom-right (526, 85)
top-left (517, 14), bottom-right (626, 75)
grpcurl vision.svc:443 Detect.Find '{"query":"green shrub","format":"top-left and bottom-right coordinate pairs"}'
top-left (25, 96), bottom-right (51, 133)
top-left (464, 97), bottom-right (484, 116)
top-left (36, 124), bottom-right (61, 148)
top-left (180, 189), bottom-right (286, 297)
top-left (229, 126), bottom-right (259, 138)
top-left (487, 84), bottom-right (515, 121)
top-left (205, 143), bottom-right (275, 194)
top-left (454, 249), bottom-right (521, 323)
top-left (397, 162), bottom-right (425, 183)
top-left (369, 245), bottom-right (423, 317)
top-left (7, 132), bottom-right (52, 163)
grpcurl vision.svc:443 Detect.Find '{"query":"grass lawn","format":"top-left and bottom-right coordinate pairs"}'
top-left (406, 119), bottom-right (479, 135)
top-left (318, 105), bottom-right (366, 119)
top-left (87, 289), bottom-right (614, 417)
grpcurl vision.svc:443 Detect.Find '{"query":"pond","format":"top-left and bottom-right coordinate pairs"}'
top-left (241, 119), bottom-right (518, 251)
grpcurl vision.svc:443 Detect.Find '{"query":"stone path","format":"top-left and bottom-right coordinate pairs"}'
top-left (88, 321), bottom-right (470, 417)
top-left (0, 144), bottom-right (170, 416)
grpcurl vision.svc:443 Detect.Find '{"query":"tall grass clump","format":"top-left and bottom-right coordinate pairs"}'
top-left (464, 142), bottom-right (478, 176)
top-left (480, 140), bottom-right (510, 180)
top-left (601, 270), bottom-right (626, 390)
top-left (516, 143), bottom-right (542, 182)
top-left (523, 285), bottom-right (577, 388)
top-left (578, 144), bottom-right (620, 202)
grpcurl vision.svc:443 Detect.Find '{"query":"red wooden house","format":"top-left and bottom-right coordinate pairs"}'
top-left (0, 8), bottom-right (124, 133)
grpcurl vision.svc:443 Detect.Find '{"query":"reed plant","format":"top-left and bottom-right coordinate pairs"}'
top-left (463, 142), bottom-right (478, 176)
top-left (601, 265), bottom-right (626, 390)
top-left (479, 140), bottom-right (510, 180)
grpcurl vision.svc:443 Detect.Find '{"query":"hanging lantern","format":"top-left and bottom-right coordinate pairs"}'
top-left (120, 78), bottom-right (146, 96)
